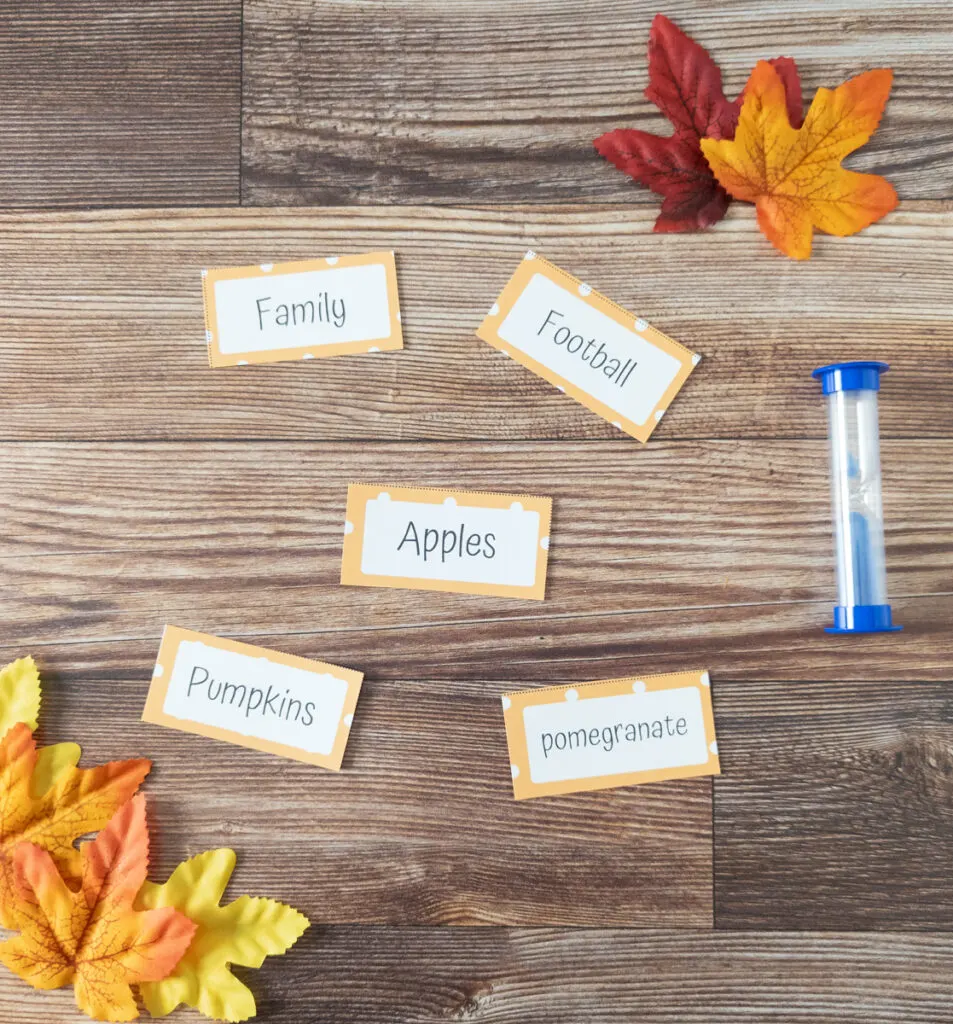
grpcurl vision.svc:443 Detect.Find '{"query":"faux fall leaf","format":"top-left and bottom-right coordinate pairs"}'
top-left (0, 795), bottom-right (195, 1022)
top-left (594, 14), bottom-right (802, 231)
top-left (137, 848), bottom-right (309, 1022)
top-left (0, 657), bottom-right (41, 735)
top-left (0, 722), bottom-right (151, 929)
top-left (0, 656), bottom-right (83, 799)
top-left (701, 60), bottom-right (897, 258)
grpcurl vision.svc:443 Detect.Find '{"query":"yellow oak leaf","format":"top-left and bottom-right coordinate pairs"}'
top-left (0, 722), bottom-right (151, 928)
top-left (137, 848), bottom-right (310, 1022)
top-left (0, 795), bottom-right (195, 1022)
top-left (0, 656), bottom-right (83, 796)
top-left (701, 60), bottom-right (897, 258)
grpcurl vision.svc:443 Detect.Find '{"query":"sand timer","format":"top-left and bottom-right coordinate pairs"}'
top-left (812, 361), bottom-right (902, 634)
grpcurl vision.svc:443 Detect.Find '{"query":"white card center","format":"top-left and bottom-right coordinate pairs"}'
top-left (360, 495), bottom-right (541, 587)
top-left (213, 263), bottom-right (391, 355)
top-left (522, 687), bottom-right (710, 784)
top-left (497, 272), bottom-right (682, 426)
top-left (163, 639), bottom-right (349, 755)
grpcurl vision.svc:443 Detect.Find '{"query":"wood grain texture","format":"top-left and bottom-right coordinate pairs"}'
top-left (1, 206), bottom-right (951, 441)
top-left (242, 0), bottom-right (953, 205)
top-left (0, 649), bottom-right (711, 927)
top-left (5, 927), bottom-right (953, 1023)
top-left (3, 595), bottom-right (952, 685)
top-left (1, 5), bottom-right (952, 1019)
top-left (714, 678), bottom-right (953, 930)
top-left (2, 440), bottom-right (950, 673)
top-left (0, 2), bottom-right (241, 207)
top-left (196, 929), bottom-right (953, 1023)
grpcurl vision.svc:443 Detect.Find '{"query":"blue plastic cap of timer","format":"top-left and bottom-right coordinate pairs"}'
top-left (812, 361), bottom-right (902, 634)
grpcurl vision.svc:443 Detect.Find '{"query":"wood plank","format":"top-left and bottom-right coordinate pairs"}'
top-left (1, 440), bottom-right (950, 676)
top-left (201, 929), bottom-right (953, 1023)
top-left (714, 678), bottom-right (953, 930)
top-left (3, 592), bottom-right (952, 684)
top-left (0, 2), bottom-right (241, 207)
top-left (5, 927), bottom-right (953, 1023)
top-left (0, 206), bottom-right (951, 441)
top-left (242, 0), bottom-right (953, 205)
top-left (3, 649), bottom-right (711, 927)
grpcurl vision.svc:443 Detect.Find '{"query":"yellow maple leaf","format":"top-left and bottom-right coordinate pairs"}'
top-left (137, 848), bottom-right (310, 1022)
top-left (0, 657), bottom-right (41, 734)
top-left (0, 795), bottom-right (195, 1022)
top-left (0, 656), bottom-right (83, 797)
top-left (701, 60), bottom-right (898, 258)
top-left (0, 723), bottom-right (151, 928)
top-left (31, 741), bottom-right (83, 797)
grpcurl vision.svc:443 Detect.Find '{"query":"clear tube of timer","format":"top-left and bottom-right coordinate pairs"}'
top-left (812, 361), bottom-right (902, 634)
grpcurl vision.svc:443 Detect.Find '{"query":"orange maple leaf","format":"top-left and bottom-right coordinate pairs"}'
top-left (0, 722), bottom-right (151, 929)
top-left (0, 795), bottom-right (196, 1022)
top-left (700, 60), bottom-right (898, 258)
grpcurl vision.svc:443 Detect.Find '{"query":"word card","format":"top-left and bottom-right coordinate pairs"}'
top-left (502, 669), bottom-right (719, 799)
top-left (477, 252), bottom-right (699, 441)
top-left (341, 483), bottom-right (552, 600)
top-left (143, 626), bottom-right (363, 769)
top-left (203, 252), bottom-right (402, 367)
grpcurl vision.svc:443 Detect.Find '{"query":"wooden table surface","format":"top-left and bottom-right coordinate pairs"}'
top-left (1, 1), bottom-right (952, 1021)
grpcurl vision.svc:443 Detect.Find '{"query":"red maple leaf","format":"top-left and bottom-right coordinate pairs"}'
top-left (595, 14), bottom-right (803, 232)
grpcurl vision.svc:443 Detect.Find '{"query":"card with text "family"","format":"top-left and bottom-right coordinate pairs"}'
top-left (341, 483), bottom-right (552, 600)
top-left (502, 669), bottom-right (719, 799)
top-left (202, 252), bottom-right (402, 367)
top-left (477, 252), bottom-right (699, 441)
top-left (143, 626), bottom-right (363, 769)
